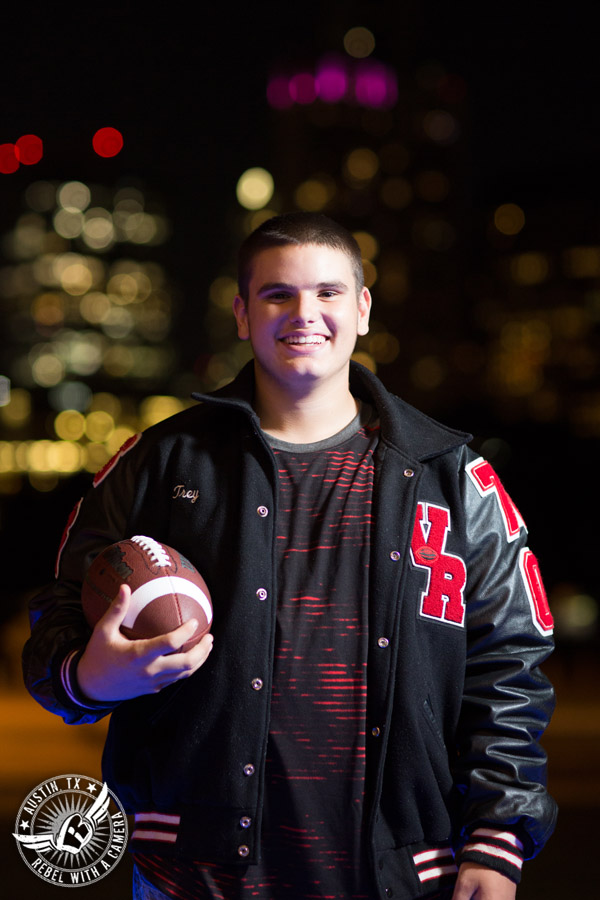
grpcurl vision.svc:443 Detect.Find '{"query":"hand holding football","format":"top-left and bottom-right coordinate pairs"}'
top-left (82, 536), bottom-right (212, 652)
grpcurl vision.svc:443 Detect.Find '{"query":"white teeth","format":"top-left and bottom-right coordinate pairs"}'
top-left (283, 335), bottom-right (326, 344)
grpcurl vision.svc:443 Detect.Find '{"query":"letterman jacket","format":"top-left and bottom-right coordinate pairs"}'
top-left (23, 361), bottom-right (557, 898)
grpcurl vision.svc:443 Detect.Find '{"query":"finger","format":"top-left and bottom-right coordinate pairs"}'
top-left (95, 584), bottom-right (131, 631)
top-left (152, 633), bottom-right (214, 675)
top-left (141, 618), bottom-right (204, 659)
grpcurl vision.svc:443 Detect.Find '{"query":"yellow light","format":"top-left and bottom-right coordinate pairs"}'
top-left (84, 442), bottom-right (110, 474)
top-left (31, 353), bottom-right (65, 387)
top-left (27, 440), bottom-right (54, 472)
top-left (247, 209), bottom-right (278, 232)
top-left (49, 441), bottom-right (84, 473)
top-left (0, 388), bottom-right (31, 427)
top-left (236, 168), bottom-right (275, 210)
top-left (509, 252), bottom-right (549, 285)
top-left (344, 148), bottom-right (379, 184)
top-left (423, 110), bottom-right (459, 144)
top-left (100, 306), bottom-right (135, 339)
top-left (29, 472), bottom-right (58, 492)
top-left (105, 426), bottom-right (136, 456)
top-left (103, 345), bottom-right (134, 377)
top-left (209, 276), bottom-right (238, 310)
top-left (85, 410), bottom-right (115, 442)
top-left (57, 181), bottom-right (91, 212)
top-left (343, 26), bottom-right (376, 58)
top-left (54, 410), bottom-right (86, 441)
top-left (380, 177), bottom-right (412, 210)
top-left (82, 208), bottom-right (115, 250)
top-left (378, 260), bottom-right (409, 304)
top-left (0, 442), bottom-right (16, 472)
top-left (32, 292), bottom-right (65, 327)
top-left (122, 212), bottom-right (159, 244)
top-left (369, 332), bottom-right (400, 364)
top-left (89, 392), bottom-right (122, 417)
top-left (411, 356), bottom-right (445, 390)
top-left (242, 206), bottom-right (277, 234)
top-left (351, 351), bottom-right (376, 373)
top-left (80, 291), bottom-right (111, 324)
top-left (53, 208), bottom-right (84, 239)
top-left (362, 260), bottom-right (377, 288)
top-left (108, 271), bottom-right (150, 304)
top-left (14, 442), bottom-right (30, 471)
top-left (140, 396), bottom-right (184, 428)
top-left (61, 262), bottom-right (93, 295)
top-left (414, 219), bottom-right (456, 252)
top-left (68, 334), bottom-right (104, 376)
top-left (494, 203), bottom-right (525, 236)
top-left (563, 246), bottom-right (600, 278)
top-left (353, 231), bottom-right (379, 261)
top-left (12, 214), bottom-right (46, 259)
top-left (295, 177), bottom-right (335, 211)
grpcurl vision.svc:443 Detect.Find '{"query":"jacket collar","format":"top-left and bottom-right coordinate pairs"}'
top-left (193, 361), bottom-right (470, 463)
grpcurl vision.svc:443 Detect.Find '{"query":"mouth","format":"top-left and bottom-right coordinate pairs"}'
top-left (279, 335), bottom-right (329, 345)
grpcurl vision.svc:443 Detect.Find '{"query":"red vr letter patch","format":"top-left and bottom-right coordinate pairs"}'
top-left (410, 503), bottom-right (467, 627)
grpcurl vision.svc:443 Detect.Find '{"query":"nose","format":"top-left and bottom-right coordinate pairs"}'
top-left (288, 291), bottom-right (318, 325)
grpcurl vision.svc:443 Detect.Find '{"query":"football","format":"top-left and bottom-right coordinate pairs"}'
top-left (82, 535), bottom-right (212, 651)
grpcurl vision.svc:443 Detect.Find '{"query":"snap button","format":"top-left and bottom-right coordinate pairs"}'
top-left (257, 506), bottom-right (269, 517)
top-left (256, 588), bottom-right (267, 601)
top-left (372, 726), bottom-right (381, 737)
top-left (240, 816), bottom-right (252, 829)
top-left (385, 888), bottom-right (393, 897)
top-left (403, 469), bottom-right (414, 478)
top-left (378, 637), bottom-right (389, 649)
top-left (251, 678), bottom-right (264, 691)
top-left (390, 550), bottom-right (401, 561)
top-left (238, 844), bottom-right (250, 857)
top-left (243, 763), bottom-right (255, 776)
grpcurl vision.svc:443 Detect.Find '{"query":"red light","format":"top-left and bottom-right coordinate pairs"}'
top-left (92, 127), bottom-right (124, 158)
top-left (15, 134), bottom-right (43, 165)
top-left (0, 143), bottom-right (19, 174)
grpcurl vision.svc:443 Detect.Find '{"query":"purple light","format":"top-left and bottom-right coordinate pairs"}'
top-left (315, 58), bottom-right (348, 103)
top-left (266, 76), bottom-right (293, 110)
top-left (289, 73), bottom-right (316, 105)
top-left (354, 61), bottom-right (397, 109)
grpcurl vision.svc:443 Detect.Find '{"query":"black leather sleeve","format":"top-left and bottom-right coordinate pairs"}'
top-left (452, 449), bottom-right (557, 878)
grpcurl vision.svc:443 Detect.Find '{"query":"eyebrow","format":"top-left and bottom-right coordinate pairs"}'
top-left (257, 280), bottom-right (350, 296)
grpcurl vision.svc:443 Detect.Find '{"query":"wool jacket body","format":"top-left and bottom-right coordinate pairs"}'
top-left (24, 362), bottom-right (557, 898)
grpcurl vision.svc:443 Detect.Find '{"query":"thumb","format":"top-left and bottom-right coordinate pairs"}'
top-left (98, 583), bottom-right (131, 631)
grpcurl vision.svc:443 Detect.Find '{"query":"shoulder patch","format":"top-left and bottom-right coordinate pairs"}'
top-left (93, 433), bottom-right (142, 487)
top-left (465, 456), bottom-right (526, 542)
top-left (519, 548), bottom-right (554, 634)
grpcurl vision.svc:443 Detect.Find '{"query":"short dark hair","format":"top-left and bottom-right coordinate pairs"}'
top-left (237, 212), bottom-right (364, 301)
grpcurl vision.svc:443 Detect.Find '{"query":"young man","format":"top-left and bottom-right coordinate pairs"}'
top-left (24, 213), bottom-right (556, 899)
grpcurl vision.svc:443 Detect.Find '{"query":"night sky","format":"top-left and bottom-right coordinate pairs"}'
top-left (2, 3), bottom-right (599, 603)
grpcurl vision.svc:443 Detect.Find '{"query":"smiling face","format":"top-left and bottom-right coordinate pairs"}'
top-left (233, 243), bottom-right (371, 402)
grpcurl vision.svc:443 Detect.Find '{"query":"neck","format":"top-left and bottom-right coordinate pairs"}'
top-left (253, 368), bottom-right (359, 443)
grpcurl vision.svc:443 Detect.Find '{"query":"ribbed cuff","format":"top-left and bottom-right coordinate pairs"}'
top-left (60, 648), bottom-right (117, 711)
top-left (457, 828), bottom-right (524, 884)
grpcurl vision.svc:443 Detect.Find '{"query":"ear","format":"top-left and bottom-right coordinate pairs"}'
top-left (357, 287), bottom-right (371, 336)
top-left (233, 294), bottom-right (250, 340)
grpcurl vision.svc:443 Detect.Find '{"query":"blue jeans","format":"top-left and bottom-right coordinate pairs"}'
top-left (132, 865), bottom-right (172, 900)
